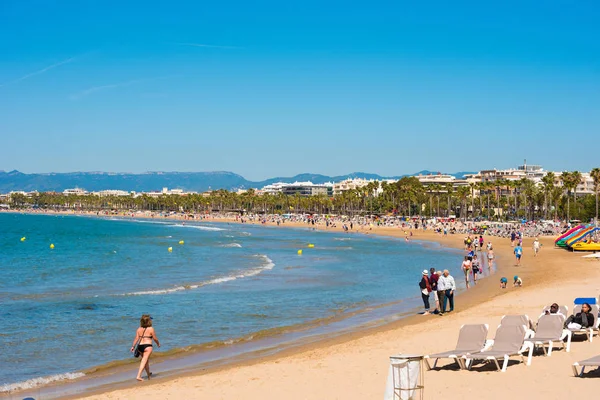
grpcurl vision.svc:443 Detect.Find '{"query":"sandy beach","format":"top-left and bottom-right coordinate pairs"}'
top-left (32, 215), bottom-right (589, 400)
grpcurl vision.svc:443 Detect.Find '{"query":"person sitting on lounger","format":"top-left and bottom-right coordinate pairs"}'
top-left (544, 303), bottom-right (560, 316)
top-left (564, 303), bottom-right (595, 330)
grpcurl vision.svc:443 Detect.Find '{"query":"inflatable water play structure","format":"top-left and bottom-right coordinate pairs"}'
top-left (555, 225), bottom-right (585, 244)
top-left (572, 241), bottom-right (600, 252)
top-left (565, 227), bottom-right (600, 247)
top-left (556, 225), bottom-right (589, 248)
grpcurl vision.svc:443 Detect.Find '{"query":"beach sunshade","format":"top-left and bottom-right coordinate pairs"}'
top-left (574, 297), bottom-right (597, 305)
top-left (573, 355), bottom-right (600, 377)
top-left (463, 325), bottom-right (532, 372)
top-left (501, 314), bottom-right (533, 331)
top-left (531, 314), bottom-right (571, 355)
top-left (424, 324), bottom-right (489, 370)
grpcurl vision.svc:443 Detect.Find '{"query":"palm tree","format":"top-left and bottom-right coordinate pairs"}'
top-left (571, 171), bottom-right (582, 218)
top-left (494, 179), bottom-right (504, 220)
top-left (445, 183), bottom-right (453, 217)
top-left (456, 186), bottom-right (470, 221)
top-left (560, 172), bottom-right (575, 222)
top-left (541, 172), bottom-right (555, 220)
top-left (469, 182), bottom-right (476, 220)
top-left (591, 168), bottom-right (600, 226)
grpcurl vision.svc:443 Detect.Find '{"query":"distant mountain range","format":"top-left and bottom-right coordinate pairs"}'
top-left (0, 170), bottom-right (475, 193)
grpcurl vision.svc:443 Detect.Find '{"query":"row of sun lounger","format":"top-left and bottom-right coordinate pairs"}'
top-left (424, 304), bottom-right (600, 374)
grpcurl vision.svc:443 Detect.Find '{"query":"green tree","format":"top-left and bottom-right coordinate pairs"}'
top-left (591, 168), bottom-right (600, 225)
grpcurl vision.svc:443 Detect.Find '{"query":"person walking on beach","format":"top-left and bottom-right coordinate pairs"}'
top-left (438, 270), bottom-right (456, 312)
top-left (472, 255), bottom-right (480, 284)
top-left (461, 256), bottom-right (472, 289)
top-left (419, 270), bottom-right (432, 315)
top-left (131, 314), bottom-right (161, 381)
top-left (514, 243), bottom-right (523, 266)
top-left (533, 238), bottom-right (541, 257)
top-left (429, 267), bottom-right (440, 314)
top-left (487, 248), bottom-right (494, 268)
top-left (436, 270), bottom-right (446, 314)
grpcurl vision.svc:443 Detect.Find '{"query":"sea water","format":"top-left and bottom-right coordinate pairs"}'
top-left (0, 213), bottom-right (474, 393)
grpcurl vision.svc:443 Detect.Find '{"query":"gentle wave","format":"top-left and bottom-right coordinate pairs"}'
top-left (122, 255), bottom-right (274, 296)
top-left (0, 372), bottom-right (85, 393)
top-left (169, 224), bottom-right (225, 232)
top-left (220, 243), bottom-right (242, 248)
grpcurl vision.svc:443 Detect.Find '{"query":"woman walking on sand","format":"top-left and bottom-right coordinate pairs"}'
top-left (131, 314), bottom-right (161, 381)
top-left (461, 256), bottom-right (472, 289)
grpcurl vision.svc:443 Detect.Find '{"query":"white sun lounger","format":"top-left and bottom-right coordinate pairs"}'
top-left (424, 324), bottom-right (489, 370)
top-left (573, 355), bottom-right (600, 377)
top-left (568, 304), bottom-right (600, 342)
top-left (529, 314), bottom-right (571, 355)
top-left (463, 325), bottom-right (533, 372)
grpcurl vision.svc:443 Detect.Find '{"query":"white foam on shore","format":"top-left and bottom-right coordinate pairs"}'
top-left (220, 243), bottom-right (242, 248)
top-left (123, 255), bottom-right (274, 296)
top-left (0, 372), bottom-right (85, 393)
top-left (169, 224), bottom-right (225, 231)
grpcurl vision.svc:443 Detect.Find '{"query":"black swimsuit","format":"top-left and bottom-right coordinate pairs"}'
top-left (138, 334), bottom-right (153, 353)
top-left (137, 344), bottom-right (152, 353)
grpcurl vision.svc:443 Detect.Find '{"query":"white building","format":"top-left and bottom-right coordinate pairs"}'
top-left (63, 188), bottom-right (88, 195)
top-left (261, 181), bottom-right (333, 197)
top-left (143, 187), bottom-right (191, 197)
top-left (261, 182), bottom-right (289, 195)
top-left (333, 178), bottom-right (385, 196)
top-left (93, 190), bottom-right (133, 197)
top-left (554, 172), bottom-right (595, 196)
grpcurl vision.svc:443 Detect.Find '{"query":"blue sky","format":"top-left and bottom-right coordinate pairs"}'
top-left (0, 1), bottom-right (598, 180)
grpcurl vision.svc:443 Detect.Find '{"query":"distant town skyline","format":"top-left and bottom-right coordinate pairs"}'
top-left (0, 161), bottom-right (598, 181)
top-left (1, 2), bottom-right (598, 180)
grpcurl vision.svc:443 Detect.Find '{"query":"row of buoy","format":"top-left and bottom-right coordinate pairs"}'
top-left (169, 240), bottom-right (186, 252)
top-left (298, 244), bottom-right (316, 255)
top-left (20, 237), bottom-right (55, 249)
top-left (21, 237), bottom-right (184, 252)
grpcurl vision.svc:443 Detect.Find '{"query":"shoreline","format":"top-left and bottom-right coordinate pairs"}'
top-left (0, 211), bottom-right (510, 398)
top-left (2, 210), bottom-right (564, 399)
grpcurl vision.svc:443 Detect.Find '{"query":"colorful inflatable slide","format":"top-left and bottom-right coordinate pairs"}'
top-left (566, 227), bottom-right (600, 250)
top-left (556, 225), bottom-right (588, 248)
top-left (555, 225), bottom-right (585, 246)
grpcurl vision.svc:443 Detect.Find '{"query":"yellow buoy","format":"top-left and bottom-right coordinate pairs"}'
top-left (307, 244), bottom-right (314, 248)
top-left (179, 240), bottom-right (184, 245)
top-left (50, 243), bottom-right (55, 249)
top-left (297, 249), bottom-right (303, 255)
top-left (168, 247), bottom-right (173, 252)
top-left (21, 237), bottom-right (26, 242)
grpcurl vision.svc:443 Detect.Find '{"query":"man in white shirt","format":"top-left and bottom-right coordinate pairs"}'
top-left (437, 269), bottom-right (456, 313)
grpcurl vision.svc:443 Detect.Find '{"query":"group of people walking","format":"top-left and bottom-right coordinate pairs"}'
top-left (419, 268), bottom-right (456, 316)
